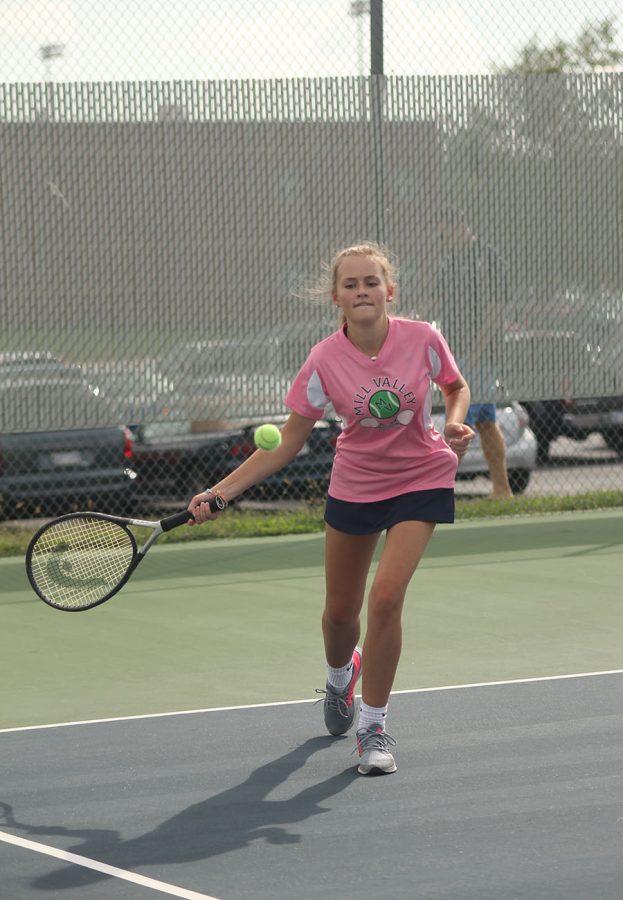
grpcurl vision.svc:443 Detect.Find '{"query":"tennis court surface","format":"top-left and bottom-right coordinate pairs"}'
top-left (2, 510), bottom-right (622, 899)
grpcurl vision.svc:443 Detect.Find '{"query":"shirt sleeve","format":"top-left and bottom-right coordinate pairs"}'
top-left (427, 326), bottom-right (461, 385)
top-left (285, 350), bottom-right (329, 420)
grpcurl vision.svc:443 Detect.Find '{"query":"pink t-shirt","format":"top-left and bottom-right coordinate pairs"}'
top-left (285, 317), bottom-right (461, 502)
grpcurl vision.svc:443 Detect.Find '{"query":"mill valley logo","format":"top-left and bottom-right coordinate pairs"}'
top-left (354, 377), bottom-right (416, 429)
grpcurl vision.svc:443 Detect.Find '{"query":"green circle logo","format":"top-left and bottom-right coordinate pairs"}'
top-left (368, 390), bottom-right (401, 420)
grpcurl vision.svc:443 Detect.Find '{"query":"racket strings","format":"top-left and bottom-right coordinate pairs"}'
top-left (29, 517), bottom-right (135, 610)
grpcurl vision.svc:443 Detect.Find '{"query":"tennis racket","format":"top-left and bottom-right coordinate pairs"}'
top-left (25, 499), bottom-right (225, 612)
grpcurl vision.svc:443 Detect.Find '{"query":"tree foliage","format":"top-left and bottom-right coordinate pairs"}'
top-left (497, 18), bottom-right (623, 74)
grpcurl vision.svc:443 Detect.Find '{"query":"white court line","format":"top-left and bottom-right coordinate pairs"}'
top-left (1, 668), bottom-right (622, 735)
top-left (0, 831), bottom-right (220, 900)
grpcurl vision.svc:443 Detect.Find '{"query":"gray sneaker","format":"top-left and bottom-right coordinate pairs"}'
top-left (354, 724), bottom-right (397, 775)
top-left (315, 647), bottom-right (362, 736)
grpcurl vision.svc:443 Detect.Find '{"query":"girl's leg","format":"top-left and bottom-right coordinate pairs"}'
top-left (319, 525), bottom-right (380, 737)
top-left (323, 523), bottom-right (380, 667)
top-left (361, 520), bottom-right (435, 708)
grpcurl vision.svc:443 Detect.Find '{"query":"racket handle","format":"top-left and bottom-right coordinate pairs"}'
top-left (160, 496), bottom-right (225, 532)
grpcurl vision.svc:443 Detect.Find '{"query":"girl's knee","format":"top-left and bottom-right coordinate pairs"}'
top-left (323, 602), bottom-right (361, 629)
top-left (368, 583), bottom-right (405, 620)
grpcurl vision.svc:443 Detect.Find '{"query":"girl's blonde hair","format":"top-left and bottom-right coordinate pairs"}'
top-left (329, 242), bottom-right (397, 326)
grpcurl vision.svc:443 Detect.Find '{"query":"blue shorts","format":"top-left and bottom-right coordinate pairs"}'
top-left (324, 488), bottom-right (455, 535)
top-left (465, 403), bottom-right (496, 426)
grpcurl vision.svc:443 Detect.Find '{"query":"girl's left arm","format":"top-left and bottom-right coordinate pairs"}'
top-left (440, 376), bottom-right (474, 459)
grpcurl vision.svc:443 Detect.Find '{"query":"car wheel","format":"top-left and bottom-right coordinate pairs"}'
top-left (522, 400), bottom-right (561, 464)
top-left (508, 468), bottom-right (530, 494)
top-left (602, 428), bottom-right (623, 457)
top-left (535, 437), bottom-right (551, 464)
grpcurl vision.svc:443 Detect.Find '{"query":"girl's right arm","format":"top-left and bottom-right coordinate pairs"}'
top-left (188, 411), bottom-right (318, 523)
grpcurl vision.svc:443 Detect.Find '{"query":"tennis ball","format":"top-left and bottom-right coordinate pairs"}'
top-left (254, 423), bottom-right (282, 451)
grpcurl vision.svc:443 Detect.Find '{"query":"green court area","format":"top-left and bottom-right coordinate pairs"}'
top-left (2, 510), bottom-right (621, 730)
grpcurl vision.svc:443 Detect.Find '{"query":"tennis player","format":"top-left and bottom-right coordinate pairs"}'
top-left (189, 242), bottom-right (474, 775)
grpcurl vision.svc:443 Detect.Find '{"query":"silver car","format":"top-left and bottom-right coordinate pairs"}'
top-left (432, 401), bottom-right (538, 494)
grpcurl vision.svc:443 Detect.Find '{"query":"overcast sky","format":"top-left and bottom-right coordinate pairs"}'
top-left (1, 0), bottom-right (621, 82)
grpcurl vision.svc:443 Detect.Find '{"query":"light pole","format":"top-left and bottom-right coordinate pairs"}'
top-left (349, 1), bottom-right (370, 77)
top-left (39, 43), bottom-right (64, 120)
top-left (369, 1), bottom-right (384, 240)
top-left (349, 1), bottom-right (384, 241)
top-left (39, 43), bottom-right (64, 80)
top-left (370, 0), bottom-right (383, 75)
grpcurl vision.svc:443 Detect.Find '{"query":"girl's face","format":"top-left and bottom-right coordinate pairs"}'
top-left (333, 255), bottom-right (393, 326)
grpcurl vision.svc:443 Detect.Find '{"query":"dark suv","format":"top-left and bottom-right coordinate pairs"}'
top-left (507, 288), bottom-right (623, 462)
top-left (522, 396), bottom-right (623, 462)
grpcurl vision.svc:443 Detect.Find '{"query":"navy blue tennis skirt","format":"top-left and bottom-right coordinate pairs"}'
top-left (324, 488), bottom-right (455, 535)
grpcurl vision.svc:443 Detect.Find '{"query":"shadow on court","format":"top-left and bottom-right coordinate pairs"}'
top-left (2, 675), bottom-right (623, 900)
top-left (1, 735), bottom-right (357, 892)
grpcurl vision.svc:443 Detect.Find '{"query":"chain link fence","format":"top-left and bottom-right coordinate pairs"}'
top-left (1, 2), bottom-right (622, 518)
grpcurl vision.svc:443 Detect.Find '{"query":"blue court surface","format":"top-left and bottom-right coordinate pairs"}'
top-left (2, 674), bottom-right (623, 899)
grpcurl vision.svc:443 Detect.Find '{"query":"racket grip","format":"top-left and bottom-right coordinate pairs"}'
top-left (160, 496), bottom-right (225, 532)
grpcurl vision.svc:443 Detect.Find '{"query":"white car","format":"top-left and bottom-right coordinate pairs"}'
top-left (158, 340), bottom-right (290, 425)
top-left (432, 401), bottom-right (538, 494)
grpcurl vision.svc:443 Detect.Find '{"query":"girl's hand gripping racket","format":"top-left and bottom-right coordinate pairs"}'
top-left (25, 499), bottom-right (225, 612)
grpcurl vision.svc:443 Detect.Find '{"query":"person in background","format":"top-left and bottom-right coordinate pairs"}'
top-left (436, 210), bottom-right (514, 499)
top-left (189, 242), bottom-right (474, 775)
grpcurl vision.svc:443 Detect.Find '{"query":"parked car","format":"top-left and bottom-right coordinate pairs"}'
top-left (521, 396), bottom-right (623, 462)
top-left (504, 287), bottom-right (623, 462)
top-left (0, 351), bottom-right (107, 431)
top-left (0, 354), bottom-right (137, 519)
top-left (220, 418), bottom-right (341, 500)
top-left (130, 416), bottom-right (341, 502)
top-left (81, 360), bottom-right (178, 426)
top-left (0, 421), bottom-right (138, 520)
top-left (0, 350), bottom-right (85, 384)
top-left (130, 419), bottom-right (254, 499)
top-left (432, 401), bottom-right (537, 494)
top-left (158, 339), bottom-right (290, 426)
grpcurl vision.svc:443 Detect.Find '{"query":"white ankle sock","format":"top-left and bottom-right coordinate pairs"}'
top-left (358, 702), bottom-right (388, 732)
top-left (326, 658), bottom-right (354, 690)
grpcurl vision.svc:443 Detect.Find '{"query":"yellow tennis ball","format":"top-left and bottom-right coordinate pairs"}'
top-left (254, 423), bottom-right (282, 451)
